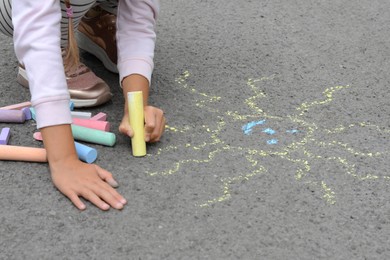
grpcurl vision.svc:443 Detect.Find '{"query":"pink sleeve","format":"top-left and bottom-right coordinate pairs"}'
top-left (116, 0), bottom-right (159, 85)
top-left (12, 0), bottom-right (72, 129)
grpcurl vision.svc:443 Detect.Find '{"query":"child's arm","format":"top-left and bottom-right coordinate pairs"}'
top-left (12, 1), bottom-right (126, 210)
top-left (116, 0), bottom-right (164, 142)
top-left (119, 74), bottom-right (165, 142)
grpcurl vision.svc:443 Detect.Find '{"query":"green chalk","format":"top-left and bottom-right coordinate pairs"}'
top-left (29, 107), bottom-right (36, 121)
top-left (71, 124), bottom-right (116, 147)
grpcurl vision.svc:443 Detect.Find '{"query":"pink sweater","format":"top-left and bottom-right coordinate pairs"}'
top-left (11, 0), bottom-right (159, 129)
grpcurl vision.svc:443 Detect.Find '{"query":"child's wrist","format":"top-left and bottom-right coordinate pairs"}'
top-left (48, 152), bottom-right (79, 167)
top-left (40, 124), bottom-right (78, 165)
top-left (122, 74), bottom-right (150, 106)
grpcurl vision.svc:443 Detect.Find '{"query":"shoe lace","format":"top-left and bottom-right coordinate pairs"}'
top-left (65, 62), bottom-right (90, 78)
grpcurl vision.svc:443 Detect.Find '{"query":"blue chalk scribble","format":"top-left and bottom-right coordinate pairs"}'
top-left (267, 139), bottom-right (278, 145)
top-left (286, 129), bottom-right (299, 134)
top-left (242, 119), bottom-right (300, 146)
top-left (242, 120), bottom-right (266, 135)
top-left (262, 128), bottom-right (276, 135)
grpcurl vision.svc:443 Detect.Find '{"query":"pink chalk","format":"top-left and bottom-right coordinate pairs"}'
top-left (0, 128), bottom-right (11, 145)
top-left (90, 112), bottom-right (107, 121)
top-left (0, 109), bottom-right (26, 123)
top-left (72, 118), bottom-right (110, 132)
top-left (0, 101), bottom-right (31, 110)
top-left (33, 132), bottom-right (43, 141)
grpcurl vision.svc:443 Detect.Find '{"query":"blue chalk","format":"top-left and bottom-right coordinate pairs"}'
top-left (262, 128), bottom-right (276, 135)
top-left (267, 139), bottom-right (278, 145)
top-left (0, 128), bottom-right (11, 145)
top-left (69, 101), bottom-right (74, 111)
top-left (286, 129), bottom-right (299, 134)
top-left (75, 142), bottom-right (98, 164)
top-left (242, 120), bottom-right (266, 135)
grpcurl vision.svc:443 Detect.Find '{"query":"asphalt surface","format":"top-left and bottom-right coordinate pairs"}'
top-left (1, 0), bottom-right (390, 259)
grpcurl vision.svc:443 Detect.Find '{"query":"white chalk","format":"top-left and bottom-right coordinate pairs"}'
top-left (71, 111), bottom-right (92, 119)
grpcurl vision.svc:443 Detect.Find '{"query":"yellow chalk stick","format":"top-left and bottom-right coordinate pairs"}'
top-left (127, 91), bottom-right (146, 157)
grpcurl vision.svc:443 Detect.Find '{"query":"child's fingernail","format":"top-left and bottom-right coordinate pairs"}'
top-left (108, 179), bottom-right (119, 187)
top-left (102, 203), bottom-right (110, 210)
top-left (121, 198), bottom-right (127, 204)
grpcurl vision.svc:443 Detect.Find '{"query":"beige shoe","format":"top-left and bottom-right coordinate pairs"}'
top-left (17, 62), bottom-right (112, 108)
top-left (77, 6), bottom-right (118, 73)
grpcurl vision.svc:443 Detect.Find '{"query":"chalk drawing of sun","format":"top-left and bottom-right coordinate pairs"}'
top-left (146, 71), bottom-right (390, 207)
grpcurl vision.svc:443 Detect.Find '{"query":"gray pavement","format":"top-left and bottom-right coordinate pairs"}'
top-left (1, 0), bottom-right (390, 259)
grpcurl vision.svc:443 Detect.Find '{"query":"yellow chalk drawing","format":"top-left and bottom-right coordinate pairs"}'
top-left (146, 71), bottom-right (390, 207)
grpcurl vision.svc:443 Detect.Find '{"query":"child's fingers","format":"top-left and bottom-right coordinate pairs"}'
top-left (144, 108), bottom-right (156, 142)
top-left (119, 114), bottom-right (133, 137)
top-left (64, 190), bottom-right (86, 210)
top-left (149, 115), bottom-right (166, 143)
top-left (94, 165), bottom-right (127, 205)
top-left (94, 165), bottom-right (119, 188)
top-left (156, 116), bottom-right (166, 142)
top-left (92, 181), bottom-right (126, 209)
top-left (144, 107), bottom-right (164, 142)
top-left (87, 179), bottom-right (125, 209)
top-left (80, 189), bottom-right (111, 211)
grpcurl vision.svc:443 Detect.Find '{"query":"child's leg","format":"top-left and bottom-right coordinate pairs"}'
top-left (59, 0), bottom-right (97, 48)
top-left (96, 0), bottom-right (118, 15)
top-left (0, 0), bottom-right (13, 37)
top-left (16, 0), bottom-right (113, 108)
top-left (1, 0), bottom-right (113, 108)
top-left (0, 0), bottom-right (96, 43)
top-left (77, 0), bottom-right (118, 73)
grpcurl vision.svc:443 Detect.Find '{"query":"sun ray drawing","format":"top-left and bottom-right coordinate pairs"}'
top-left (146, 71), bottom-right (390, 207)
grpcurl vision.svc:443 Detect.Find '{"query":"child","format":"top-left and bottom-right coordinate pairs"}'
top-left (0, 0), bottom-right (166, 210)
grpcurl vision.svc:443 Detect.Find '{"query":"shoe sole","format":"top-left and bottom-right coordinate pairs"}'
top-left (71, 92), bottom-right (112, 108)
top-left (16, 66), bottom-right (30, 88)
top-left (76, 32), bottom-right (119, 74)
top-left (17, 66), bottom-right (112, 108)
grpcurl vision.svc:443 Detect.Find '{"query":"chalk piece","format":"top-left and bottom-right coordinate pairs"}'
top-left (90, 112), bottom-right (107, 121)
top-left (33, 132), bottom-right (43, 141)
top-left (71, 111), bottom-right (92, 119)
top-left (33, 132), bottom-right (98, 163)
top-left (0, 128), bottom-right (11, 145)
top-left (0, 109), bottom-right (26, 123)
top-left (127, 91), bottom-right (146, 157)
top-left (72, 118), bottom-right (110, 131)
top-left (30, 107), bottom-right (36, 121)
top-left (71, 125), bottom-right (116, 147)
top-left (22, 107), bottom-right (32, 120)
top-left (0, 145), bottom-right (47, 162)
top-left (74, 142), bottom-right (98, 163)
top-left (69, 101), bottom-right (74, 111)
top-left (267, 139), bottom-right (278, 145)
top-left (0, 101), bottom-right (31, 110)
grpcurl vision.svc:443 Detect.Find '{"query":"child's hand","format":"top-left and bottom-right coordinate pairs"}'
top-left (119, 105), bottom-right (165, 142)
top-left (120, 74), bottom-right (166, 143)
top-left (41, 124), bottom-right (126, 211)
top-left (50, 158), bottom-right (127, 210)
